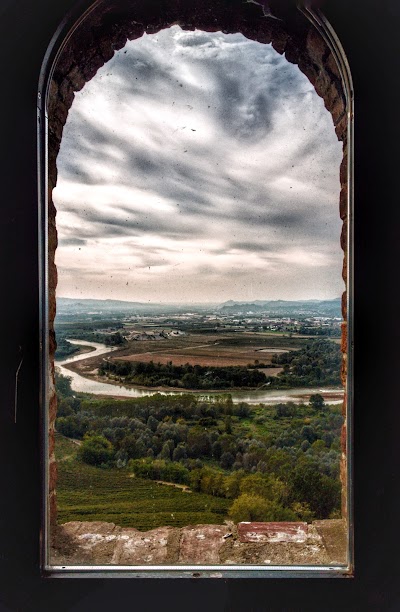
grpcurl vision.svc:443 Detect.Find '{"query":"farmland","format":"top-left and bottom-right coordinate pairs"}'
top-left (56, 434), bottom-right (230, 530)
top-left (116, 332), bottom-right (305, 368)
top-left (63, 331), bottom-right (308, 382)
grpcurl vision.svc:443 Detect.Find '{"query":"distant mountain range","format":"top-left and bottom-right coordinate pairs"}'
top-left (217, 298), bottom-right (342, 317)
top-left (57, 297), bottom-right (342, 318)
top-left (56, 297), bottom-right (192, 315)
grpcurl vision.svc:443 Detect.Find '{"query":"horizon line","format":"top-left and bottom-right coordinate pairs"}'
top-left (57, 295), bottom-right (342, 304)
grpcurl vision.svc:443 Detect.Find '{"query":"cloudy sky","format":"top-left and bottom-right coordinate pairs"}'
top-left (54, 26), bottom-right (343, 304)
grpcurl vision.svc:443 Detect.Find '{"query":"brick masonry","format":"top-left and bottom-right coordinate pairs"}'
top-left (46, 0), bottom-right (349, 526)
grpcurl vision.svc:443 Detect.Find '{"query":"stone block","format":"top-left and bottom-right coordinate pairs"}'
top-left (341, 290), bottom-right (347, 320)
top-left (111, 526), bottom-right (172, 565)
top-left (341, 353), bottom-right (347, 387)
top-left (67, 64), bottom-right (86, 92)
top-left (341, 322), bottom-right (347, 353)
top-left (331, 94), bottom-right (346, 125)
top-left (298, 55), bottom-right (318, 87)
top-left (271, 27), bottom-right (288, 55)
top-left (284, 37), bottom-right (300, 65)
top-left (326, 52), bottom-right (341, 79)
top-left (306, 27), bottom-right (328, 66)
top-left (179, 525), bottom-right (229, 564)
top-left (340, 185), bottom-right (348, 220)
top-left (97, 36), bottom-right (115, 63)
top-left (314, 68), bottom-right (331, 100)
top-left (340, 220), bottom-right (347, 252)
top-left (59, 78), bottom-right (75, 110)
top-left (67, 521), bottom-right (122, 564)
top-left (312, 519), bottom-right (347, 565)
top-left (335, 113), bottom-right (347, 141)
top-left (238, 522), bottom-right (308, 544)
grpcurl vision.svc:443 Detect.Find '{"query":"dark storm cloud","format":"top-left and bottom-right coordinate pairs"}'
top-left (268, 211), bottom-right (306, 227)
top-left (178, 33), bottom-right (218, 47)
top-left (58, 237), bottom-right (88, 247)
top-left (91, 50), bottom-right (174, 100)
top-left (60, 201), bottom-right (210, 241)
top-left (229, 241), bottom-right (277, 253)
top-left (61, 160), bottom-right (94, 183)
top-left (209, 66), bottom-right (274, 141)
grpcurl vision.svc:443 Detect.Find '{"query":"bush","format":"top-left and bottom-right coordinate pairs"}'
top-left (239, 473), bottom-right (289, 505)
top-left (309, 394), bottom-right (325, 410)
top-left (56, 414), bottom-right (90, 439)
top-left (78, 435), bottom-right (115, 466)
top-left (128, 458), bottom-right (190, 485)
top-left (275, 402), bottom-right (296, 418)
top-left (229, 494), bottom-right (297, 523)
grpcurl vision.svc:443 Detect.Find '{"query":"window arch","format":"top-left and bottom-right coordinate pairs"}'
top-left (39, 0), bottom-right (353, 575)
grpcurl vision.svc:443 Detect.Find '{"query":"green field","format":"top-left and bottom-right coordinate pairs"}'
top-left (55, 435), bottom-right (230, 530)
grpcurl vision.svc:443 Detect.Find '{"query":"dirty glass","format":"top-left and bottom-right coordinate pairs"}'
top-left (43, 6), bottom-right (352, 576)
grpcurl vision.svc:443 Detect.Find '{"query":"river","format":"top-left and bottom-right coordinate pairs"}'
top-left (56, 339), bottom-right (344, 405)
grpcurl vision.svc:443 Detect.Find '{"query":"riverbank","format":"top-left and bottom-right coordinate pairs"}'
top-left (63, 360), bottom-right (343, 398)
top-left (57, 339), bottom-right (344, 405)
top-left (55, 343), bottom-right (96, 362)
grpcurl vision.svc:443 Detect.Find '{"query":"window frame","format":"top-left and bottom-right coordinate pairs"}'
top-left (37, 0), bottom-right (354, 578)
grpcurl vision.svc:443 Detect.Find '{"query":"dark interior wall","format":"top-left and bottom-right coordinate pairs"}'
top-left (1, 0), bottom-right (399, 610)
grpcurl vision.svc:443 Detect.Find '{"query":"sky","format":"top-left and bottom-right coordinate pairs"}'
top-left (53, 26), bottom-right (344, 304)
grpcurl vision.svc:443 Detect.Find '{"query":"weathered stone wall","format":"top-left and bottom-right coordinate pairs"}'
top-left (51, 519), bottom-right (347, 567)
top-left (47, 0), bottom-right (349, 526)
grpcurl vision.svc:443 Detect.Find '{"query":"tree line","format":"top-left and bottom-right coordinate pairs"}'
top-left (55, 372), bottom-right (343, 522)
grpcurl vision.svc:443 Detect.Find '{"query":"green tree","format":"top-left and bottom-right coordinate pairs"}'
top-left (172, 443), bottom-right (187, 461)
top-left (55, 371), bottom-right (74, 397)
top-left (187, 427), bottom-right (211, 458)
top-left (224, 415), bottom-right (233, 435)
top-left (220, 451), bottom-right (234, 469)
top-left (229, 494), bottom-right (296, 523)
top-left (225, 470), bottom-right (245, 499)
top-left (239, 473), bottom-right (288, 504)
top-left (309, 393), bottom-right (325, 410)
top-left (291, 501), bottom-right (314, 522)
top-left (181, 372), bottom-right (199, 388)
top-left (160, 441), bottom-right (172, 460)
top-left (289, 463), bottom-right (341, 518)
top-left (78, 435), bottom-right (115, 466)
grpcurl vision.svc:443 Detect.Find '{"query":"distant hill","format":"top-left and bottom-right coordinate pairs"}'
top-left (56, 297), bottom-right (217, 316)
top-left (58, 297), bottom-right (152, 311)
top-left (56, 297), bottom-right (342, 318)
top-left (216, 298), bottom-right (342, 317)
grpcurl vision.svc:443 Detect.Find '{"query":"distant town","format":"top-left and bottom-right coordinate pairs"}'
top-left (88, 311), bottom-right (341, 341)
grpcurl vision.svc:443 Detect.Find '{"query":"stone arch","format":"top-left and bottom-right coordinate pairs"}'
top-left (44, 0), bottom-right (350, 526)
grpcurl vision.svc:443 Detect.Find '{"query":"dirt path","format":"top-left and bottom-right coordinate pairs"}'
top-left (155, 480), bottom-right (192, 493)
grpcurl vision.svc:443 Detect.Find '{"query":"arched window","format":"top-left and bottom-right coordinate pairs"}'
top-left (39, 0), bottom-right (353, 576)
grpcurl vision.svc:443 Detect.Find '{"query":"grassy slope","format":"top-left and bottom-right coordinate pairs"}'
top-left (55, 435), bottom-right (229, 530)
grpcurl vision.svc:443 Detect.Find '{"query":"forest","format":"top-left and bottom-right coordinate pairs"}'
top-left (56, 372), bottom-right (343, 525)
